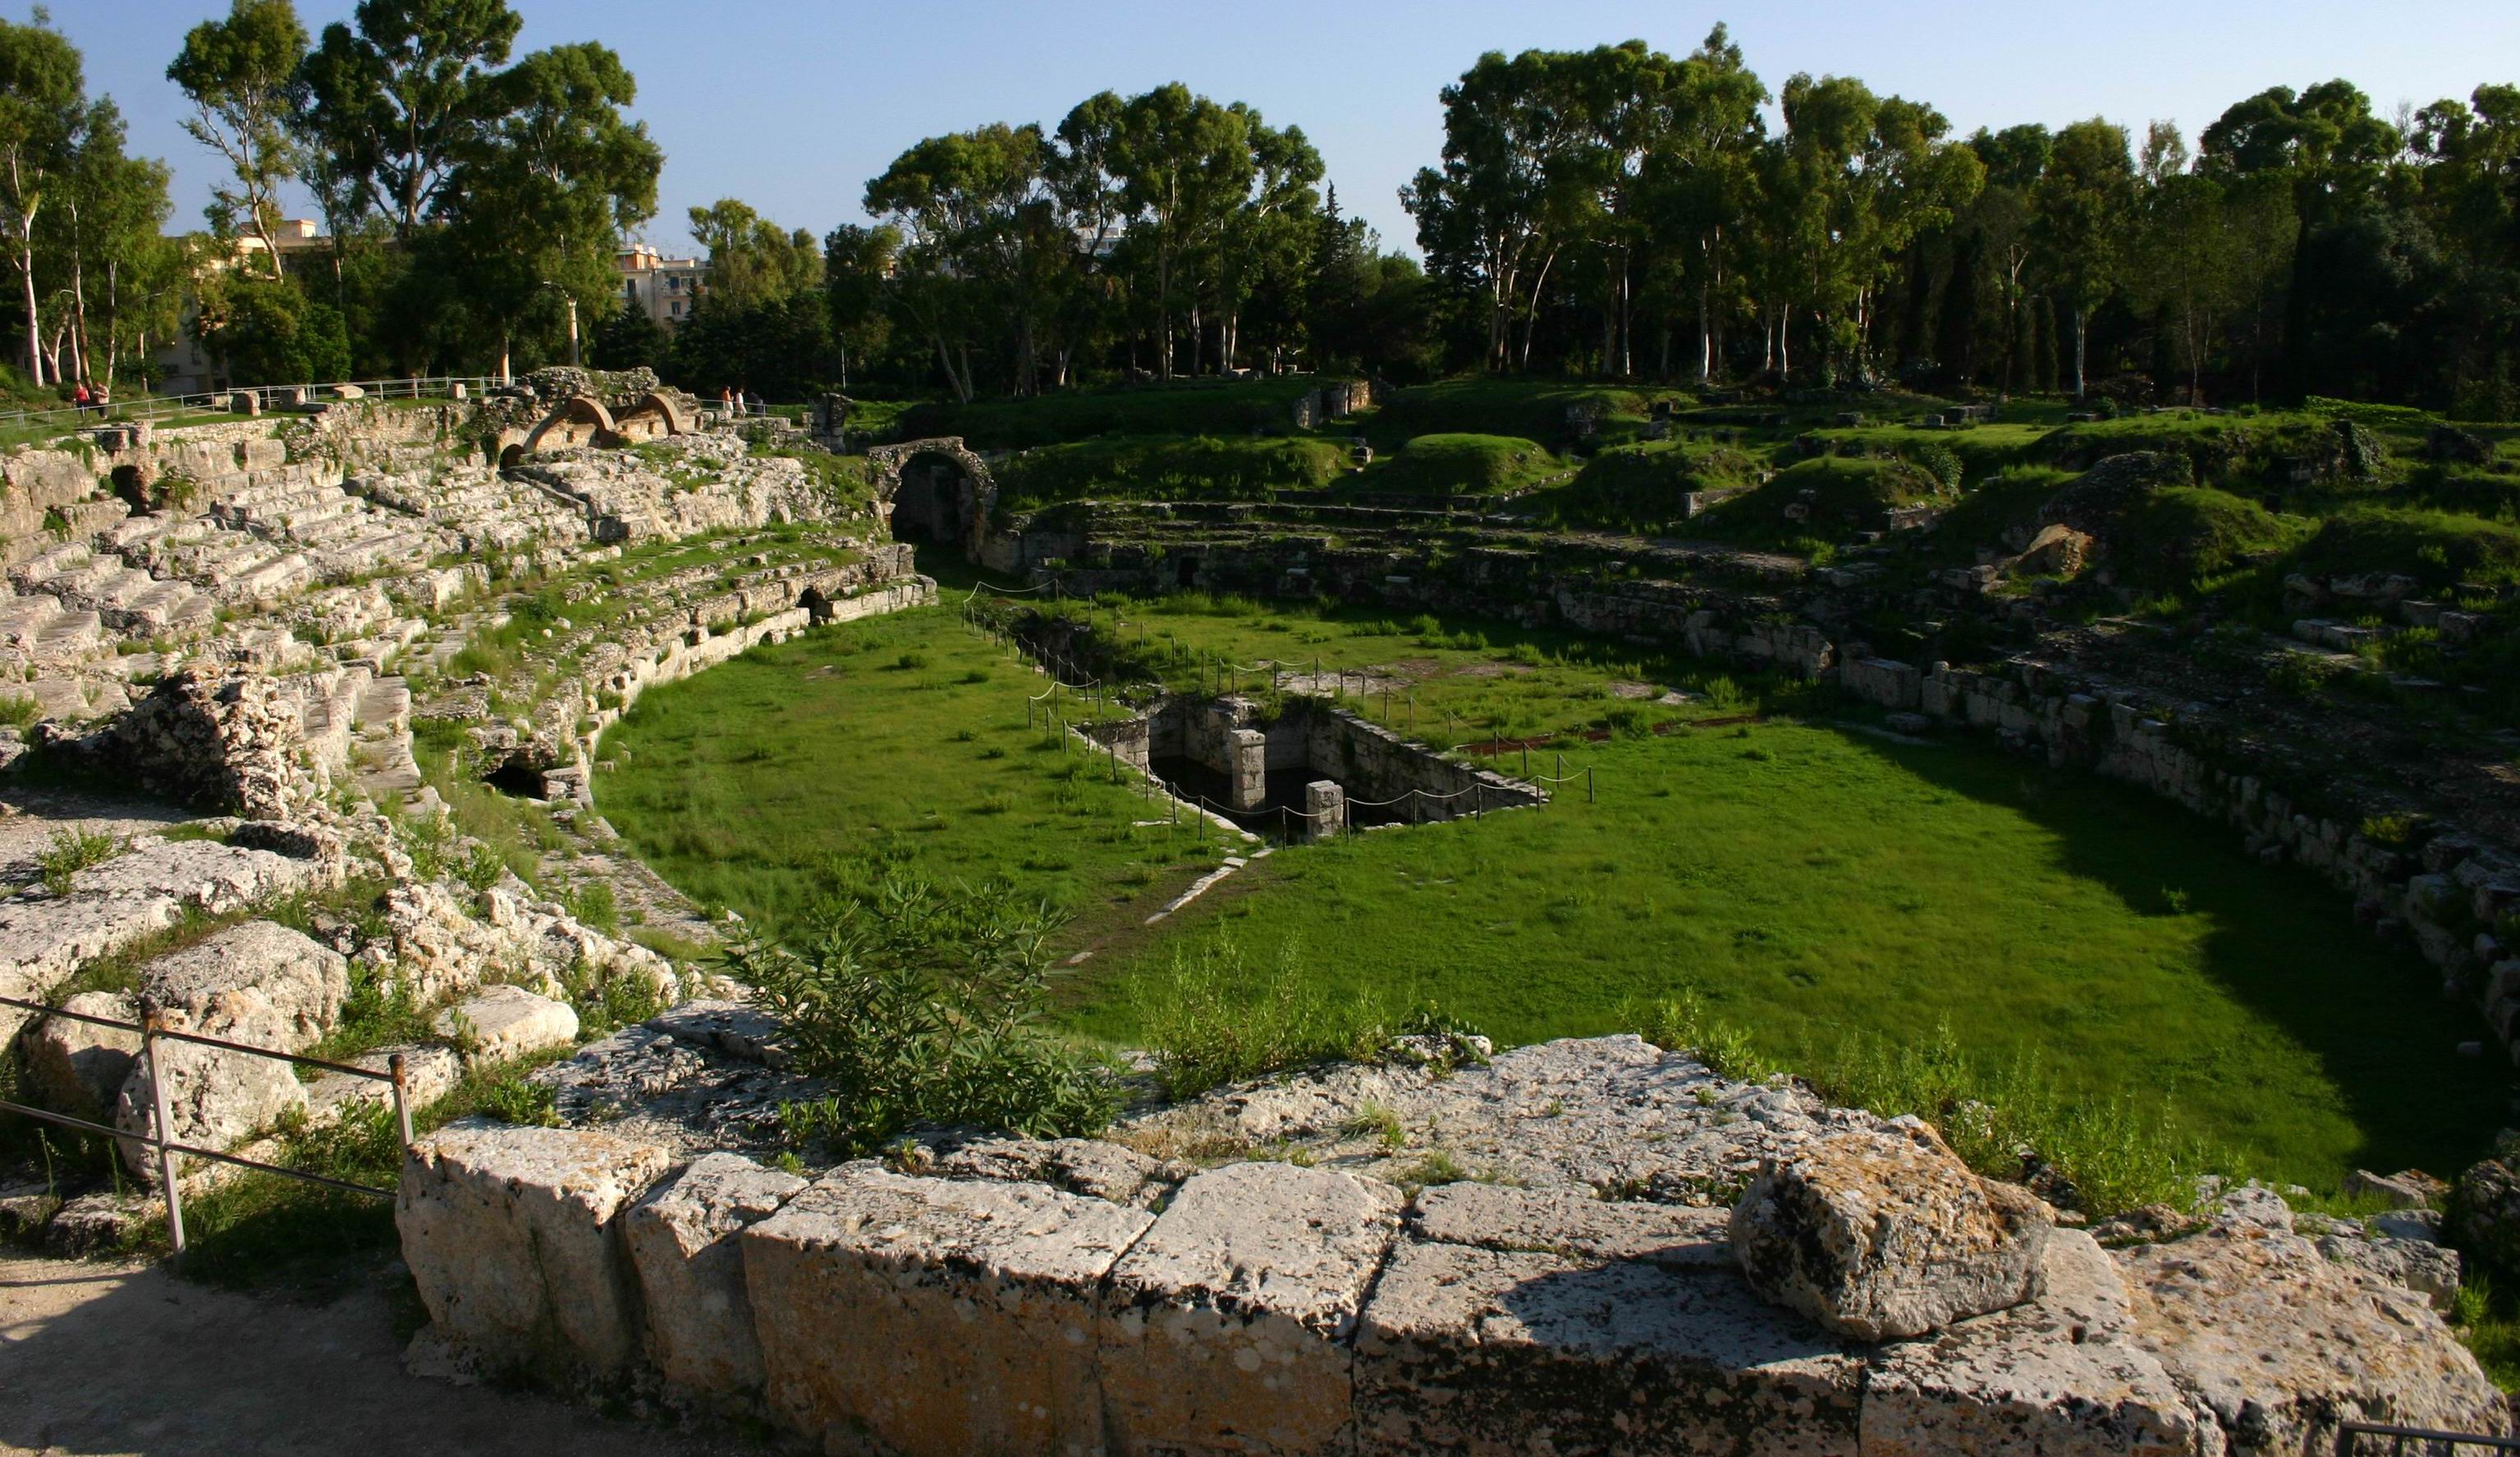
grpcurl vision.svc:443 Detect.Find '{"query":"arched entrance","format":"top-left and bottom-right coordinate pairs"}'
top-left (867, 438), bottom-right (997, 559)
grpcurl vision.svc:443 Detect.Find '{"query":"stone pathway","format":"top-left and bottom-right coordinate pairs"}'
top-left (0, 1253), bottom-right (763, 1457)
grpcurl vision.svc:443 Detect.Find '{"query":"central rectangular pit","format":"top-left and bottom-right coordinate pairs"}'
top-left (1085, 694), bottom-right (1546, 841)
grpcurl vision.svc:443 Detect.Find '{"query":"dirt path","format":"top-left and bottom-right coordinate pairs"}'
top-left (0, 1253), bottom-right (759, 1457)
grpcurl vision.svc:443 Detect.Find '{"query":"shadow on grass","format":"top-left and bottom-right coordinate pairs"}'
top-left (1826, 723), bottom-right (2507, 1183)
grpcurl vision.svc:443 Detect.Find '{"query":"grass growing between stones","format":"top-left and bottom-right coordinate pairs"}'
top-left (598, 593), bottom-right (2507, 1193)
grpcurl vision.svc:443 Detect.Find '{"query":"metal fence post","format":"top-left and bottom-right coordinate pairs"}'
top-left (142, 1013), bottom-right (186, 1254)
top-left (389, 1052), bottom-right (414, 1148)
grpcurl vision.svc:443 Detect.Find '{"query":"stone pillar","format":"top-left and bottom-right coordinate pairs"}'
top-left (1228, 728), bottom-right (1267, 812)
top-left (449, 382), bottom-right (468, 401)
top-left (1304, 780), bottom-right (1345, 841)
top-left (236, 390), bottom-right (261, 418)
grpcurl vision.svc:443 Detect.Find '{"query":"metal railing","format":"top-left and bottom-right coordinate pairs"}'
top-left (2337, 1422), bottom-right (2520, 1455)
top-left (0, 992), bottom-right (415, 1254)
top-left (5, 376), bottom-right (501, 438)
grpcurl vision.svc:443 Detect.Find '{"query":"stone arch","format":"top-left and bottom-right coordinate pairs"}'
top-left (521, 394), bottom-right (617, 456)
top-left (611, 389), bottom-right (690, 443)
top-left (867, 437), bottom-right (997, 559)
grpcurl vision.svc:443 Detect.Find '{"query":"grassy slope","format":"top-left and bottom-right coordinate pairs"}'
top-left (992, 436), bottom-right (1350, 513)
top-left (598, 592), bottom-right (2504, 1188)
top-left (1368, 433), bottom-right (1560, 495)
top-left (595, 609), bottom-right (1242, 937)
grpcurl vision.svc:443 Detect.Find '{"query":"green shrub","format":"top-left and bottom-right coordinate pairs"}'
top-left (0, 692), bottom-right (39, 729)
top-left (723, 864), bottom-right (1116, 1157)
top-left (38, 828), bottom-right (119, 896)
top-left (1138, 933), bottom-right (1397, 1099)
top-left (566, 881), bottom-right (620, 933)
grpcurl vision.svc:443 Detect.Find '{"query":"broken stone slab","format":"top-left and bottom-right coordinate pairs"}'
top-left (2343, 1166), bottom-right (2448, 1210)
top-left (305, 1042), bottom-right (463, 1125)
top-left (0, 1174), bottom-right (63, 1239)
top-left (1353, 1233), bottom-right (1863, 1455)
top-left (1858, 1230), bottom-right (2208, 1457)
top-left (433, 984), bottom-right (578, 1066)
top-left (139, 919), bottom-right (349, 1052)
top-left (22, 990), bottom-right (140, 1122)
top-left (1097, 1161), bottom-right (1402, 1456)
top-left (643, 998), bottom-right (788, 1068)
top-left (1411, 1180), bottom-right (1732, 1270)
top-left (742, 1161), bottom-right (1153, 1457)
top-left (1731, 1120), bottom-right (2053, 1341)
top-left (930, 1134), bottom-right (1176, 1208)
top-left (2314, 1229), bottom-right (2463, 1310)
top-left (395, 1120), bottom-right (673, 1382)
top-left (622, 1152), bottom-right (805, 1397)
top-left (45, 1190), bottom-right (161, 1254)
top-left (2119, 1218), bottom-right (2509, 1450)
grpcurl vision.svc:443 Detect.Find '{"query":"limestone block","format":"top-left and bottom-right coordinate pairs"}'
top-left (23, 991), bottom-right (140, 1122)
top-left (1353, 1236), bottom-right (1863, 1455)
top-left (112, 1010), bottom-right (309, 1181)
top-left (742, 1163), bottom-right (1152, 1457)
top-left (1303, 779), bottom-right (1345, 841)
top-left (1097, 1161), bottom-right (1401, 1455)
top-left (395, 1120), bottom-right (673, 1380)
top-left (1412, 1181), bottom-right (1731, 1270)
top-left (434, 983), bottom-right (579, 1065)
top-left (623, 1152), bottom-right (805, 1395)
top-left (305, 1042), bottom-right (463, 1125)
top-left (931, 1134), bottom-right (1174, 1207)
top-left (2119, 1219), bottom-right (2509, 1450)
top-left (1228, 726), bottom-right (1267, 811)
top-left (1731, 1121), bottom-right (2052, 1340)
top-left (2314, 1230), bottom-right (2462, 1310)
top-left (1858, 1231), bottom-right (2206, 1456)
top-left (140, 919), bottom-right (349, 1052)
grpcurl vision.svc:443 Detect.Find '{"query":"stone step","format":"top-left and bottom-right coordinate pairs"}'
top-left (355, 677), bottom-right (412, 731)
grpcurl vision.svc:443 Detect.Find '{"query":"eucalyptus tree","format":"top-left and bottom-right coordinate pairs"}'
top-left (689, 198), bottom-right (823, 310)
top-left (46, 97), bottom-right (174, 390)
top-left (1638, 25), bottom-right (1766, 381)
top-left (167, 0), bottom-right (306, 275)
top-left (296, 0), bottom-right (523, 240)
top-left (864, 122), bottom-right (1057, 401)
top-left (1212, 106), bottom-right (1322, 372)
top-left (439, 40), bottom-right (658, 377)
top-left (2033, 118), bottom-right (2137, 397)
top-left (1403, 48), bottom-right (1592, 371)
top-left (1111, 84), bottom-right (1251, 379)
top-left (0, 13), bottom-right (84, 383)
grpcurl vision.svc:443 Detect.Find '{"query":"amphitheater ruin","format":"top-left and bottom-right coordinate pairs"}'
top-left (3, 368), bottom-right (2520, 1454)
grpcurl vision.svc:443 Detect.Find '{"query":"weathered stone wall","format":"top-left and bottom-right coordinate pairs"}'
top-left (396, 1039), bottom-right (2512, 1453)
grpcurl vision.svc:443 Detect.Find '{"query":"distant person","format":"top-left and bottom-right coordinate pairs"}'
top-left (720, 386), bottom-right (733, 415)
top-left (71, 380), bottom-right (91, 416)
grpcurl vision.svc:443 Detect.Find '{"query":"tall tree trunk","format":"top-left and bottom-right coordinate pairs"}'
top-left (2072, 306), bottom-right (2089, 399)
top-left (1519, 247), bottom-right (1558, 373)
top-left (1615, 251), bottom-right (1632, 378)
top-left (13, 152), bottom-right (39, 386)
top-left (1698, 278), bottom-right (1713, 382)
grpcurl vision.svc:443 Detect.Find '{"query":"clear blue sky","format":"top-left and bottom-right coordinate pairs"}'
top-left (61, 0), bottom-right (2520, 259)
